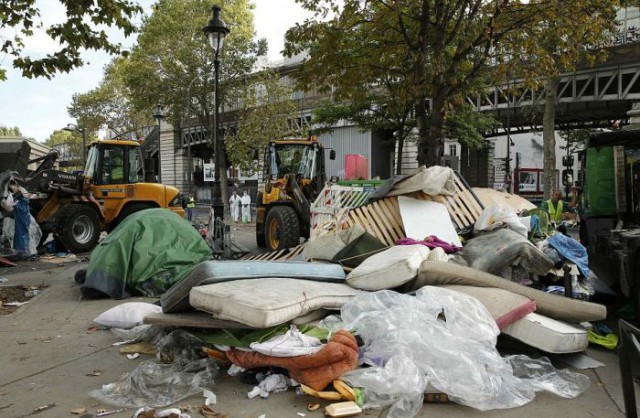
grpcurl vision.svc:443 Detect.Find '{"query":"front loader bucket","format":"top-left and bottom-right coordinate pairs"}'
top-left (0, 140), bottom-right (31, 177)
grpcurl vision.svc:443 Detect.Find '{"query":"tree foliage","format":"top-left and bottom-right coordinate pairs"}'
top-left (225, 70), bottom-right (299, 172)
top-left (285, 0), bottom-right (629, 172)
top-left (44, 129), bottom-right (86, 170)
top-left (0, 125), bottom-right (22, 136)
top-left (498, 1), bottom-right (624, 199)
top-left (0, 0), bottom-right (141, 80)
top-left (68, 57), bottom-right (150, 140)
top-left (123, 0), bottom-right (268, 206)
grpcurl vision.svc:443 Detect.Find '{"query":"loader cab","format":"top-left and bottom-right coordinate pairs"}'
top-left (265, 137), bottom-right (334, 197)
top-left (84, 140), bottom-right (143, 185)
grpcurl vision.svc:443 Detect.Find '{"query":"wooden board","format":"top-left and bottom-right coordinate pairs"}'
top-left (241, 244), bottom-right (305, 261)
top-left (344, 173), bottom-right (484, 244)
top-left (144, 311), bottom-right (253, 329)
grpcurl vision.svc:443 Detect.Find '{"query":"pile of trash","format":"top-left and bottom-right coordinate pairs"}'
top-left (85, 166), bottom-right (607, 418)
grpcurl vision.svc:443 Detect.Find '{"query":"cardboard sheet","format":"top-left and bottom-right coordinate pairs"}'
top-left (397, 196), bottom-right (462, 247)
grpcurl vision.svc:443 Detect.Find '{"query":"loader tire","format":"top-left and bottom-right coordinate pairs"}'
top-left (108, 203), bottom-right (153, 232)
top-left (55, 204), bottom-right (100, 254)
top-left (265, 206), bottom-right (300, 251)
top-left (256, 226), bottom-right (266, 248)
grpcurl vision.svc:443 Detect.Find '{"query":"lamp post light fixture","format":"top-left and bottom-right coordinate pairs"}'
top-left (203, 5), bottom-right (230, 220)
top-left (62, 123), bottom-right (87, 167)
top-left (153, 103), bottom-right (165, 183)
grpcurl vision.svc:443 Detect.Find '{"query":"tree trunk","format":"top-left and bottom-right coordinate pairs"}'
top-left (417, 88), bottom-right (445, 167)
top-left (395, 129), bottom-right (404, 175)
top-left (543, 77), bottom-right (558, 200)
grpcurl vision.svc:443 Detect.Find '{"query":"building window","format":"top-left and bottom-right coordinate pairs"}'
top-left (449, 144), bottom-right (457, 156)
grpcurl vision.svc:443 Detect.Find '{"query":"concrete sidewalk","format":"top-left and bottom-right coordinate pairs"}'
top-left (0, 245), bottom-right (637, 417)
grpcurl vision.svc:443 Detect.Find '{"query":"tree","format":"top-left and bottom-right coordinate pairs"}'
top-left (123, 0), bottom-right (267, 211)
top-left (502, 1), bottom-right (623, 199)
top-left (285, 0), bottom-right (537, 168)
top-left (44, 129), bottom-right (85, 171)
top-left (68, 58), bottom-right (150, 140)
top-left (225, 70), bottom-right (299, 173)
top-left (0, 0), bottom-right (141, 80)
top-left (0, 126), bottom-right (22, 136)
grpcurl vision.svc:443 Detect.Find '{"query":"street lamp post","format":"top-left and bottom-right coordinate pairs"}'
top-left (153, 103), bottom-right (165, 183)
top-left (62, 123), bottom-right (87, 167)
top-left (203, 5), bottom-right (230, 221)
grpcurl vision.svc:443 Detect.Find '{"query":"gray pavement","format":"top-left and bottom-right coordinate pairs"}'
top-left (0, 225), bottom-right (638, 418)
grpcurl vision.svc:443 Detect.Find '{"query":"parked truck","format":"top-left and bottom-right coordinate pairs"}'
top-left (255, 136), bottom-right (335, 251)
top-left (0, 139), bottom-right (185, 253)
top-left (579, 129), bottom-right (640, 317)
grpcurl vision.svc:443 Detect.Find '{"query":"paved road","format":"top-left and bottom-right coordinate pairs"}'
top-left (0, 225), bottom-right (637, 418)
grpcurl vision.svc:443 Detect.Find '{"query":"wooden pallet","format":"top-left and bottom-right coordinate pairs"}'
top-left (345, 175), bottom-right (484, 246)
top-left (241, 244), bottom-right (305, 261)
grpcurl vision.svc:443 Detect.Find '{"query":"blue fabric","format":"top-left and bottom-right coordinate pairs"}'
top-left (547, 233), bottom-right (590, 277)
top-left (12, 194), bottom-right (30, 251)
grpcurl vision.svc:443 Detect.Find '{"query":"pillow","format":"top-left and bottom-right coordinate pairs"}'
top-left (93, 302), bottom-right (162, 329)
top-left (346, 244), bottom-right (429, 290)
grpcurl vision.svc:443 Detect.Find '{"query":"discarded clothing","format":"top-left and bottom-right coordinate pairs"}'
top-left (226, 329), bottom-right (359, 391)
top-left (396, 236), bottom-right (462, 254)
top-left (547, 233), bottom-right (590, 277)
top-left (247, 374), bottom-right (292, 399)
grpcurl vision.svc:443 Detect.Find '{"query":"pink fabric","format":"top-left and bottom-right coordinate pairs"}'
top-left (396, 236), bottom-right (462, 254)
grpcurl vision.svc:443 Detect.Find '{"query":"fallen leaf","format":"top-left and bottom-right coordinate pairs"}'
top-left (33, 403), bottom-right (56, 413)
top-left (200, 405), bottom-right (219, 418)
top-left (307, 403), bottom-right (320, 411)
top-left (86, 370), bottom-right (102, 377)
top-left (71, 407), bottom-right (87, 414)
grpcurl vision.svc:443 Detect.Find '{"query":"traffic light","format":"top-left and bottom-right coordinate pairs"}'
top-left (562, 155), bottom-right (574, 167)
top-left (562, 169), bottom-right (573, 186)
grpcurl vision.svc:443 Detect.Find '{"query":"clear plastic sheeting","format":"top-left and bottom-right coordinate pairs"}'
top-left (89, 357), bottom-right (219, 408)
top-left (156, 329), bottom-right (207, 363)
top-left (338, 288), bottom-right (590, 418)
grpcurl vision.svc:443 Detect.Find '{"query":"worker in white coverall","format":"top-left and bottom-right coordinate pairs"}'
top-left (229, 190), bottom-right (241, 222)
top-left (240, 190), bottom-right (251, 223)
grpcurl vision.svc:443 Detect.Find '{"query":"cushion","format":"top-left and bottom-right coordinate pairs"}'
top-left (190, 278), bottom-right (364, 328)
top-left (93, 302), bottom-right (162, 329)
top-left (346, 244), bottom-right (429, 290)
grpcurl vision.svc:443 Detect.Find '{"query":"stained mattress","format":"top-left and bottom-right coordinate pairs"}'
top-left (502, 312), bottom-right (589, 353)
top-left (190, 278), bottom-right (364, 328)
top-left (410, 261), bottom-right (607, 323)
top-left (161, 260), bottom-right (346, 313)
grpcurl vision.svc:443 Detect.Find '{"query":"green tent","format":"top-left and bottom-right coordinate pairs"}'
top-left (82, 208), bottom-right (212, 298)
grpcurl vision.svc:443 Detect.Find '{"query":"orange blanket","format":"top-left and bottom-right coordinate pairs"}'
top-left (226, 330), bottom-right (359, 391)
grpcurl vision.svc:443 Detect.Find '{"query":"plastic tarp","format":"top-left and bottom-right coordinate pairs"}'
top-left (462, 228), bottom-right (553, 277)
top-left (331, 288), bottom-right (590, 418)
top-left (82, 209), bottom-right (212, 299)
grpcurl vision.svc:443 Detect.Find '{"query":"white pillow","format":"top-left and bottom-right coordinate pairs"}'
top-left (93, 302), bottom-right (162, 329)
top-left (346, 244), bottom-right (430, 290)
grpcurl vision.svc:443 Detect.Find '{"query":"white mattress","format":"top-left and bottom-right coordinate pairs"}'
top-left (190, 278), bottom-right (364, 328)
top-left (502, 312), bottom-right (588, 354)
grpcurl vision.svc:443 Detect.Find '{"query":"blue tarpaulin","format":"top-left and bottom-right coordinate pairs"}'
top-left (547, 233), bottom-right (590, 277)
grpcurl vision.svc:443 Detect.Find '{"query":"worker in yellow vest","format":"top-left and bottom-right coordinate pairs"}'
top-left (540, 188), bottom-right (578, 232)
top-left (187, 193), bottom-right (195, 222)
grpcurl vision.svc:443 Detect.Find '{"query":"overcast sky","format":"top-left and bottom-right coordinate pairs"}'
top-left (0, 0), bottom-right (312, 142)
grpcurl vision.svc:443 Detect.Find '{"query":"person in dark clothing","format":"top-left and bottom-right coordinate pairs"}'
top-left (6, 179), bottom-right (30, 260)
